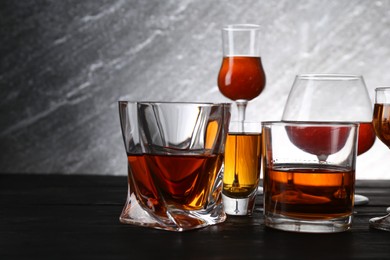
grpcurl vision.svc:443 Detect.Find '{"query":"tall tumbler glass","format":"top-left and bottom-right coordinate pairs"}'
top-left (118, 101), bottom-right (231, 232)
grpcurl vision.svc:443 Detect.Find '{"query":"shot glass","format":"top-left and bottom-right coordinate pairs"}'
top-left (262, 121), bottom-right (358, 233)
top-left (222, 121), bottom-right (262, 215)
top-left (118, 101), bottom-right (231, 232)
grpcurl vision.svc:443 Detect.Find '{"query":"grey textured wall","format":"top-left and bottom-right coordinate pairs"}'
top-left (1, 0), bottom-right (390, 178)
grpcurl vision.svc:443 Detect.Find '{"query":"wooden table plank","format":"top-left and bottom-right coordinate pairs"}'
top-left (1, 174), bottom-right (390, 259)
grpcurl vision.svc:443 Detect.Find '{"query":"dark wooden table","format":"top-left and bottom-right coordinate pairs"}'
top-left (1, 174), bottom-right (390, 259)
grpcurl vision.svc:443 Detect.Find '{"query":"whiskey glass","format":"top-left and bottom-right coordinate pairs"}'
top-left (282, 74), bottom-right (376, 205)
top-left (118, 101), bottom-right (231, 232)
top-left (262, 121), bottom-right (359, 233)
top-left (369, 87), bottom-right (390, 231)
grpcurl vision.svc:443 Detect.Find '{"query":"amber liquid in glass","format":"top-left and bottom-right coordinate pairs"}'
top-left (373, 104), bottom-right (390, 146)
top-left (128, 153), bottom-right (223, 214)
top-left (357, 122), bottom-right (376, 155)
top-left (223, 133), bottom-right (262, 198)
top-left (285, 126), bottom-right (349, 157)
top-left (263, 164), bottom-right (355, 220)
top-left (217, 56), bottom-right (266, 100)
top-left (285, 123), bottom-right (375, 157)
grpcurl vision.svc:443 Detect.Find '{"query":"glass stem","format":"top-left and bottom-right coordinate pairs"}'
top-left (236, 100), bottom-right (248, 131)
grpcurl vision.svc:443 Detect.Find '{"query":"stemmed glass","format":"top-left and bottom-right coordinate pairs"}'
top-left (281, 74), bottom-right (376, 205)
top-left (369, 87), bottom-right (390, 231)
top-left (217, 24), bottom-right (266, 123)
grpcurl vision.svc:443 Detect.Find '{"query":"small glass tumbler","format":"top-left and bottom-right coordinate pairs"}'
top-left (222, 121), bottom-right (262, 215)
top-left (262, 121), bottom-right (358, 233)
top-left (118, 101), bottom-right (231, 232)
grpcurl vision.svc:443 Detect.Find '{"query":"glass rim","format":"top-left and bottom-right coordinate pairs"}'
top-left (296, 74), bottom-right (363, 81)
top-left (261, 120), bottom-right (359, 127)
top-left (229, 120), bottom-right (262, 123)
top-left (118, 100), bottom-right (232, 106)
top-left (222, 24), bottom-right (261, 31)
top-left (375, 87), bottom-right (390, 92)
top-left (229, 121), bottom-right (262, 133)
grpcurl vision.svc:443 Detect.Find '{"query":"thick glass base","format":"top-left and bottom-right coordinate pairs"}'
top-left (369, 213), bottom-right (390, 231)
top-left (119, 193), bottom-right (226, 232)
top-left (264, 213), bottom-right (353, 233)
top-left (222, 193), bottom-right (256, 216)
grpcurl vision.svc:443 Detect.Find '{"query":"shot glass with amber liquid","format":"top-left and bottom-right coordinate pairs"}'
top-left (222, 121), bottom-right (262, 215)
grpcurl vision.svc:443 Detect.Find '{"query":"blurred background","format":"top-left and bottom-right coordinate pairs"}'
top-left (1, 0), bottom-right (390, 178)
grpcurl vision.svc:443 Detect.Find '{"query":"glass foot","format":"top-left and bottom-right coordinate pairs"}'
top-left (369, 213), bottom-right (390, 231)
top-left (354, 194), bottom-right (369, 206)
